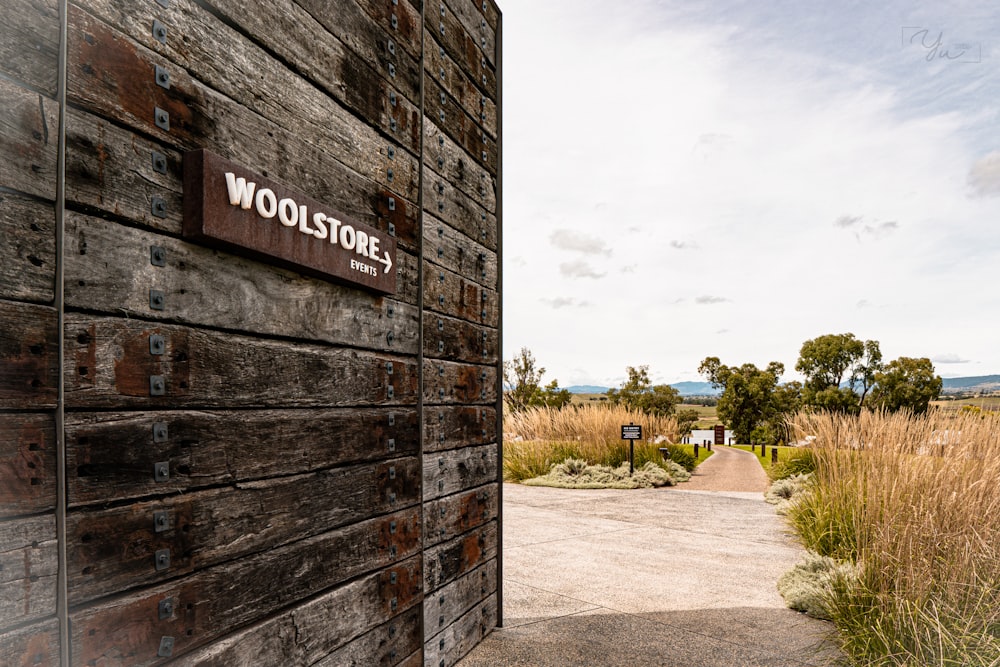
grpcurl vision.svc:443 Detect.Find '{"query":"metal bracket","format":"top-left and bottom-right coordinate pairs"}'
top-left (390, 13), bottom-right (398, 29)
top-left (155, 549), bottom-right (171, 571)
top-left (151, 197), bottom-right (167, 218)
top-left (158, 597), bottom-right (174, 620)
top-left (154, 461), bottom-right (170, 482)
top-left (388, 64), bottom-right (395, 78)
top-left (151, 152), bottom-right (167, 175)
top-left (155, 65), bottom-right (170, 90)
top-left (150, 375), bottom-right (166, 396)
top-left (388, 222), bottom-right (395, 236)
top-left (386, 331), bottom-right (394, 346)
top-left (154, 107), bottom-right (170, 131)
top-left (389, 467), bottom-right (396, 480)
top-left (390, 571), bottom-right (397, 584)
top-left (157, 636), bottom-right (174, 658)
top-left (387, 385), bottom-right (394, 399)
top-left (153, 422), bottom-right (169, 442)
top-left (155, 0), bottom-right (170, 7)
top-left (154, 510), bottom-right (169, 533)
top-left (438, 341), bottom-right (445, 353)
top-left (150, 335), bottom-right (166, 355)
top-left (387, 196), bottom-right (395, 211)
top-left (387, 438), bottom-right (395, 452)
top-left (150, 289), bottom-right (165, 310)
top-left (386, 362), bottom-right (393, 375)
top-left (152, 19), bottom-right (167, 43)
top-left (387, 39), bottom-right (396, 56)
top-left (150, 245), bottom-right (166, 266)
top-left (387, 305), bottom-right (394, 319)
top-left (386, 167), bottom-right (393, 182)
top-left (388, 413), bottom-right (395, 426)
top-left (389, 92), bottom-right (397, 107)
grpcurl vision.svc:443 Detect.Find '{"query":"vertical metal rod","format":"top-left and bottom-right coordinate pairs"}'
top-left (493, 6), bottom-right (504, 630)
top-left (55, 0), bottom-right (70, 663)
top-left (416, 0), bottom-right (427, 658)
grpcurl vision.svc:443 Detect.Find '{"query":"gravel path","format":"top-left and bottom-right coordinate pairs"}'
top-left (681, 444), bottom-right (770, 492)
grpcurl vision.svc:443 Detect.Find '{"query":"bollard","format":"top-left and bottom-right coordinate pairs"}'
top-left (750, 443), bottom-right (755, 453)
top-left (771, 447), bottom-right (778, 464)
top-left (708, 442), bottom-right (712, 452)
top-left (694, 443), bottom-right (699, 458)
top-left (760, 445), bottom-right (766, 457)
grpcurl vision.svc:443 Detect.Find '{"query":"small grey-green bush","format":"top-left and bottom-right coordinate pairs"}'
top-left (777, 552), bottom-right (859, 620)
top-left (765, 472), bottom-right (812, 510)
top-left (523, 460), bottom-right (675, 489)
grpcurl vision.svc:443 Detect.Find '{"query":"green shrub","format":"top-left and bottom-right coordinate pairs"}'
top-left (777, 552), bottom-right (859, 620)
top-left (522, 460), bottom-right (675, 489)
top-left (765, 473), bottom-right (812, 510)
top-left (768, 447), bottom-right (816, 481)
top-left (664, 444), bottom-right (697, 471)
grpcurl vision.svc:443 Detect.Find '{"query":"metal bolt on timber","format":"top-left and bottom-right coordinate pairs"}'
top-left (154, 107), bottom-right (170, 131)
top-left (155, 65), bottom-right (170, 90)
top-left (151, 152), bottom-right (167, 174)
top-left (150, 245), bottom-right (166, 266)
top-left (152, 19), bottom-right (167, 43)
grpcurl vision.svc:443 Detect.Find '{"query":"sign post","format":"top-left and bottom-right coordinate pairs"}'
top-left (621, 423), bottom-right (642, 476)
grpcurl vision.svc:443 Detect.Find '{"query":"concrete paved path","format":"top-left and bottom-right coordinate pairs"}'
top-left (683, 445), bottom-right (770, 492)
top-left (458, 456), bottom-right (843, 666)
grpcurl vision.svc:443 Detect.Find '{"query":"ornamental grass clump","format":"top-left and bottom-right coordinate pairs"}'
top-left (784, 410), bottom-right (1000, 665)
top-left (521, 459), bottom-right (676, 489)
top-left (503, 404), bottom-right (680, 482)
top-left (764, 473), bottom-right (812, 512)
top-left (777, 552), bottom-right (860, 621)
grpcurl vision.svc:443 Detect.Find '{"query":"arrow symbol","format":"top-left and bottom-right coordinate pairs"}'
top-left (379, 251), bottom-right (393, 274)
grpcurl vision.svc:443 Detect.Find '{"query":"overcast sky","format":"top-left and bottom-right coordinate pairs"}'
top-left (499, 0), bottom-right (1000, 388)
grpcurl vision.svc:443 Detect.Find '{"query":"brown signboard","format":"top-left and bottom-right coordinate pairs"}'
top-left (183, 149), bottom-right (396, 294)
top-left (714, 424), bottom-right (725, 445)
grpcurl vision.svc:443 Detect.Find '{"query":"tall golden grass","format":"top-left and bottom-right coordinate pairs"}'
top-left (504, 405), bottom-right (679, 482)
top-left (787, 410), bottom-right (1000, 664)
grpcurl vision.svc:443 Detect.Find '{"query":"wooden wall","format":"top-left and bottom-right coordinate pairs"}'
top-left (0, 0), bottom-right (501, 665)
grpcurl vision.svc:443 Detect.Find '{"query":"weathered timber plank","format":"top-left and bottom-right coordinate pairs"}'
top-left (425, 73), bottom-right (498, 176)
top-left (0, 514), bottom-right (57, 630)
top-left (425, 30), bottom-right (498, 139)
top-left (0, 78), bottom-right (58, 201)
top-left (65, 213), bottom-right (420, 344)
top-left (423, 559), bottom-right (497, 645)
top-left (0, 193), bottom-right (55, 304)
top-left (423, 314), bottom-right (497, 365)
top-left (423, 521), bottom-right (497, 593)
top-left (423, 484), bottom-right (498, 548)
top-left (64, 315), bottom-right (419, 408)
top-left (423, 406), bottom-right (496, 454)
top-left (70, 1), bottom-right (420, 187)
top-left (66, 408), bottom-right (417, 506)
top-left (423, 264), bottom-right (498, 326)
top-left (423, 593), bottom-right (497, 667)
top-left (0, 618), bottom-right (59, 666)
top-left (423, 360), bottom-right (498, 406)
top-left (67, 456), bottom-right (420, 604)
top-left (175, 557), bottom-right (422, 666)
top-left (0, 414), bottom-right (56, 517)
top-left (427, 2), bottom-right (497, 88)
top-left (0, 300), bottom-right (57, 409)
top-left (311, 605), bottom-right (423, 667)
top-left (71, 507), bottom-right (421, 667)
top-left (423, 443), bottom-right (497, 502)
top-left (423, 162), bottom-right (497, 250)
top-left (350, 0), bottom-right (423, 62)
top-left (0, 0), bottom-right (58, 97)
top-left (442, 0), bottom-right (498, 69)
top-left (424, 116), bottom-right (497, 217)
top-left (65, 13), bottom-right (419, 249)
top-left (423, 214), bottom-right (497, 289)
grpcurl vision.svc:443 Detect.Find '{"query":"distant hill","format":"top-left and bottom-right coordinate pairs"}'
top-left (941, 375), bottom-right (1000, 393)
top-left (566, 382), bottom-right (721, 396)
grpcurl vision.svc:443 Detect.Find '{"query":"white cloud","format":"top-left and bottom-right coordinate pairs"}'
top-left (550, 229), bottom-right (612, 256)
top-left (559, 261), bottom-right (606, 279)
top-left (541, 297), bottom-right (590, 309)
top-left (968, 151), bottom-right (1000, 197)
top-left (932, 354), bottom-right (971, 364)
top-left (670, 240), bottom-right (699, 250)
top-left (696, 295), bottom-right (730, 305)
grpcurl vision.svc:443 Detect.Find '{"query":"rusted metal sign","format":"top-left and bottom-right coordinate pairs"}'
top-left (183, 149), bottom-right (396, 294)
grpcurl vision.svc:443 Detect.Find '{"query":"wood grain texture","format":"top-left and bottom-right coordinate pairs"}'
top-left (66, 11), bottom-right (418, 249)
top-left (423, 406), bottom-right (496, 454)
top-left (423, 214), bottom-right (497, 289)
top-left (0, 300), bottom-right (57, 409)
top-left (64, 213), bottom-right (421, 343)
top-left (0, 78), bottom-right (58, 201)
top-left (425, 72), bottom-right (498, 176)
top-left (424, 28), bottom-right (498, 139)
top-left (67, 457), bottom-right (421, 604)
top-left (423, 360), bottom-right (498, 406)
top-left (71, 508), bottom-right (421, 666)
top-left (442, 0), bottom-right (498, 69)
top-left (0, 413), bottom-right (56, 517)
top-left (423, 483), bottom-right (498, 548)
top-left (177, 558), bottom-right (422, 666)
top-left (350, 0), bottom-right (423, 61)
top-left (0, 514), bottom-right (57, 631)
top-left (0, 0), bottom-right (59, 96)
top-left (0, 618), bottom-right (58, 667)
top-left (423, 116), bottom-right (497, 217)
top-left (423, 160), bottom-right (497, 251)
top-left (423, 559), bottom-right (497, 647)
top-left (73, 0), bottom-right (421, 185)
top-left (422, 443), bottom-right (498, 502)
top-left (0, 194), bottom-right (55, 304)
top-left (64, 315), bottom-right (419, 408)
top-left (312, 605), bottom-right (423, 667)
top-left (423, 521), bottom-right (497, 593)
top-left (423, 264), bottom-right (498, 326)
top-left (66, 408), bottom-right (417, 506)
top-left (424, 313), bottom-right (497, 365)
top-left (423, 593), bottom-right (498, 667)
top-left (427, 1), bottom-right (497, 89)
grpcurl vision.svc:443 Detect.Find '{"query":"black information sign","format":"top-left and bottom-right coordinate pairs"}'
top-left (621, 424), bottom-right (642, 441)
